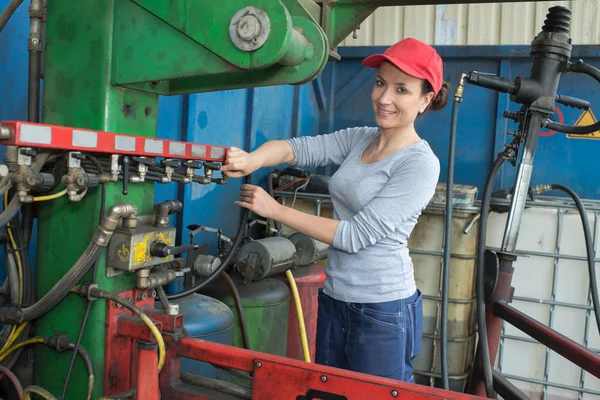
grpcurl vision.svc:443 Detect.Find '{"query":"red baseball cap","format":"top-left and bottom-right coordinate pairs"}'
top-left (362, 38), bottom-right (443, 95)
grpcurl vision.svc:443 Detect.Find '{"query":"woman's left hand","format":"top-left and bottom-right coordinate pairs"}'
top-left (236, 184), bottom-right (282, 220)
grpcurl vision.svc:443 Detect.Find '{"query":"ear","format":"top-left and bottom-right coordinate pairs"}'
top-left (419, 92), bottom-right (435, 113)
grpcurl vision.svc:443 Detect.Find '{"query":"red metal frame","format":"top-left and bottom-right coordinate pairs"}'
top-left (0, 121), bottom-right (227, 161)
top-left (104, 289), bottom-right (486, 400)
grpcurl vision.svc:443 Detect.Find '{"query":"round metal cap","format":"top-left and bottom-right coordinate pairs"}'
top-left (229, 6), bottom-right (271, 52)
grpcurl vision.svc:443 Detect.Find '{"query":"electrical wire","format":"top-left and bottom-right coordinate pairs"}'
top-left (0, 364), bottom-right (24, 400)
top-left (286, 269), bottom-right (310, 363)
top-left (0, 337), bottom-right (44, 364)
top-left (23, 385), bottom-right (57, 400)
top-left (33, 188), bottom-right (68, 202)
top-left (548, 184), bottom-right (600, 336)
top-left (219, 272), bottom-right (251, 350)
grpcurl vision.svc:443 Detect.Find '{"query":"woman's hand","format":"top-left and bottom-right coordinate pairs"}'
top-left (220, 147), bottom-right (260, 178)
top-left (236, 184), bottom-right (282, 220)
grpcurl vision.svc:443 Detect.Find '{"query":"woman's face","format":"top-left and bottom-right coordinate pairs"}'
top-left (371, 62), bottom-right (434, 132)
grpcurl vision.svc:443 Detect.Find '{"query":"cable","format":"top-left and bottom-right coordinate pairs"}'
top-left (60, 154), bottom-right (106, 400)
top-left (475, 155), bottom-right (505, 398)
top-left (33, 188), bottom-right (68, 202)
top-left (219, 272), bottom-right (251, 350)
top-left (290, 177), bottom-right (310, 211)
top-left (0, 322), bottom-right (27, 355)
top-left (75, 287), bottom-right (165, 372)
top-left (286, 269), bottom-right (310, 363)
top-left (0, 0), bottom-right (24, 34)
top-left (167, 208), bottom-right (250, 301)
top-left (0, 338), bottom-right (44, 364)
top-left (23, 385), bottom-right (57, 400)
top-left (0, 365), bottom-right (24, 400)
top-left (441, 88), bottom-right (462, 389)
top-left (547, 184), bottom-right (600, 336)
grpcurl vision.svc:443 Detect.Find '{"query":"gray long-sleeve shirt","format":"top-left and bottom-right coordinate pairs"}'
top-left (285, 127), bottom-right (440, 303)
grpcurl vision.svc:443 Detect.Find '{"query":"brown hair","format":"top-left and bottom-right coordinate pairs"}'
top-left (422, 81), bottom-right (450, 112)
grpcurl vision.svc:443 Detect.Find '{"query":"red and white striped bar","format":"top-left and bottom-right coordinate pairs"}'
top-left (0, 121), bottom-right (227, 162)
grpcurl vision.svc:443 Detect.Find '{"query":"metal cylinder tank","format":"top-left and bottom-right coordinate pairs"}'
top-left (199, 272), bottom-right (290, 356)
top-left (156, 293), bottom-right (234, 380)
top-left (278, 263), bottom-right (326, 362)
top-left (234, 237), bottom-right (297, 282)
top-left (289, 232), bottom-right (329, 266)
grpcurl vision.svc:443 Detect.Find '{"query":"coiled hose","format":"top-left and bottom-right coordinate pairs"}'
top-left (475, 155), bottom-right (506, 398)
top-left (547, 184), bottom-right (600, 336)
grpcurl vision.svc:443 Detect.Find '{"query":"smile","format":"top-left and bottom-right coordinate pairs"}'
top-left (377, 107), bottom-right (396, 116)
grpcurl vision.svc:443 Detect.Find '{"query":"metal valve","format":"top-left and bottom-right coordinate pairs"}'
top-left (150, 242), bottom-right (200, 258)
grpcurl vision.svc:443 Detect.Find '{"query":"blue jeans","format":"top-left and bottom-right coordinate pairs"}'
top-left (315, 289), bottom-right (423, 382)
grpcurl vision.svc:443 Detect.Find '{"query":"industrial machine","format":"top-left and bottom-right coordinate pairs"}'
top-left (0, 0), bottom-right (599, 399)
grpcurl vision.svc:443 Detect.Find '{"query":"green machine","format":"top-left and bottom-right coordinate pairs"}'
top-left (33, 0), bottom-right (503, 398)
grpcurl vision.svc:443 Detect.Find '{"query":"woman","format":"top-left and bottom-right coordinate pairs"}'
top-left (221, 37), bottom-right (448, 382)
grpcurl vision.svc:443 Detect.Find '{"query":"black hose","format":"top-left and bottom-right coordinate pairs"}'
top-left (167, 208), bottom-right (249, 301)
top-left (475, 155), bottom-right (505, 398)
top-left (441, 99), bottom-right (460, 390)
top-left (44, 336), bottom-right (95, 400)
top-left (544, 62), bottom-right (600, 134)
top-left (0, 0), bottom-right (24, 34)
top-left (60, 157), bottom-right (106, 400)
top-left (0, 198), bottom-right (22, 229)
top-left (219, 272), bottom-right (251, 350)
top-left (180, 372), bottom-right (252, 399)
top-left (547, 184), bottom-right (600, 336)
top-left (267, 173), bottom-right (283, 234)
top-left (0, 242), bottom-right (102, 323)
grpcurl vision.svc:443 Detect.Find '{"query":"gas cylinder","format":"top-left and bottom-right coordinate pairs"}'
top-left (156, 293), bottom-right (234, 380)
top-left (200, 272), bottom-right (290, 356)
top-left (278, 263), bottom-right (326, 362)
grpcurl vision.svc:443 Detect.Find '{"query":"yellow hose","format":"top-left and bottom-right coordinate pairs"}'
top-left (140, 312), bottom-right (166, 371)
top-left (33, 188), bottom-right (68, 202)
top-left (0, 338), bottom-right (44, 364)
top-left (285, 269), bottom-right (311, 363)
top-left (23, 385), bottom-right (58, 400)
top-left (0, 322), bottom-right (28, 355)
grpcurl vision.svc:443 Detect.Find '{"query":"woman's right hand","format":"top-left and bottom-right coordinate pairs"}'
top-left (220, 146), bottom-right (260, 178)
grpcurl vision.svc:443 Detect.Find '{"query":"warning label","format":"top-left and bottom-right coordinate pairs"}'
top-left (567, 109), bottom-right (600, 139)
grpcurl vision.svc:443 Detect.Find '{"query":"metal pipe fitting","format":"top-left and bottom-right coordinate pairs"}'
top-left (0, 126), bottom-right (12, 140)
top-left (153, 200), bottom-right (182, 228)
top-left (93, 203), bottom-right (138, 246)
top-left (136, 267), bottom-right (177, 290)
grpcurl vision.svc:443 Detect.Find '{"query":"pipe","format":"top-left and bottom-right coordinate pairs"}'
top-left (219, 272), bottom-right (251, 350)
top-left (547, 184), bottom-right (600, 336)
top-left (0, 0), bottom-right (24, 34)
top-left (286, 269), bottom-right (310, 363)
top-left (0, 365), bottom-right (24, 400)
top-left (154, 200), bottom-right (182, 228)
top-left (136, 268), bottom-right (177, 290)
top-left (492, 369), bottom-right (528, 400)
top-left (180, 372), bottom-right (252, 399)
top-left (441, 79), bottom-right (464, 389)
top-left (475, 155), bottom-right (506, 398)
top-left (27, 0), bottom-right (43, 123)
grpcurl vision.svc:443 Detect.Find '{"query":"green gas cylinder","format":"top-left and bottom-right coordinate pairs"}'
top-left (200, 272), bottom-right (290, 356)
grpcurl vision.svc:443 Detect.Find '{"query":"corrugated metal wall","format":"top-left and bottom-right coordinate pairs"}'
top-left (340, 1), bottom-right (600, 46)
